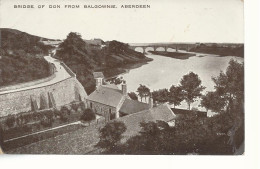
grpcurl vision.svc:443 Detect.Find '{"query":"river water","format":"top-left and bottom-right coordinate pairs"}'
top-left (117, 51), bottom-right (244, 113)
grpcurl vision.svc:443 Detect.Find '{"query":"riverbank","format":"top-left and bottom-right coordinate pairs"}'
top-left (149, 51), bottom-right (196, 60)
top-left (102, 57), bottom-right (153, 79)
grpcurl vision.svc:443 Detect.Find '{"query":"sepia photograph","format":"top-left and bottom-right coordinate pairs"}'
top-left (0, 0), bottom-right (245, 156)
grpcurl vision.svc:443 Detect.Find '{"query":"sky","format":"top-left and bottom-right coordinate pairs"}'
top-left (0, 0), bottom-right (244, 43)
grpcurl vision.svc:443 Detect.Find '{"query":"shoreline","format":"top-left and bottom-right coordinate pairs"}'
top-left (149, 51), bottom-right (196, 60)
top-left (102, 57), bottom-right (153, 79)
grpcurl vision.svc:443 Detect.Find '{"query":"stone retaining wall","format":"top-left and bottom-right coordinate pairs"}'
top-left (0, 60), bottom-right (88, 117)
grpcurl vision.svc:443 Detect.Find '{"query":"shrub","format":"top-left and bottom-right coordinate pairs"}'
top-left (79, 102), bottom-right (86, 111)
top-left (71, 103), bottom-right (79, 111)
top-left (60, 106), bottom-right (71, 122)
top-left (40, 115), bottom-right (53, 127)
top-left (5, 116), bottom-right (16, 128)
top-left (81, 108), bottom-right (96, 122)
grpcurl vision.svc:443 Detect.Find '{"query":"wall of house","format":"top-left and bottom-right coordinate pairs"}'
top-left (86, 100), bottom-right (117, 120)
top-left (0, 77), bottom-right (88, 118)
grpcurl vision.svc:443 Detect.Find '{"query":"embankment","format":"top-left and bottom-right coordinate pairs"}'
top-left (0, 59), bottom-right (88, 117)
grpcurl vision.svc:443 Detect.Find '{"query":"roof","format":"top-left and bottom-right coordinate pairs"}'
top-left (150, 104), bottom-right (176, 122)
top-left (87, 85), bottom-right (124, 107)
top-left (93, 72), bottom-right (104, 79)
top-left (119, 99), bottom-right (150, 115)
top-left (118, 104), bottom-right (176, 139)
top-left (171, 108), bottom-right (207, 118)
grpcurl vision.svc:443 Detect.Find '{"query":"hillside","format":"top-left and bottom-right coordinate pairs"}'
top-left (0, 29), bottom-right (53, 87)
top-left (55, 32), bottom-right (152, 94)
top-left (0, 28), bottom-right (56, 56)
top-left (189, 44), bottom-right (244, 57)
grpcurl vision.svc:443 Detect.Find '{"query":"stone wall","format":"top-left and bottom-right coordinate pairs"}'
top-left (0, 77), bottom-right (88, 117)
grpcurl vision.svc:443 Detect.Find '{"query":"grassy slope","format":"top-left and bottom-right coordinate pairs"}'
top-left (0, 29), bottom-right (54, 87)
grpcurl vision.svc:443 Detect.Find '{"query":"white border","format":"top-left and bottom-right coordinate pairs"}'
top-left (1, 0), bottom-right (260, 169)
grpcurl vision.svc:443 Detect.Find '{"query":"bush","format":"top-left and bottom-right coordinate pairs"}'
top-left (40, 115), bottom-right (53, 127)
top-left (81, 108), bottom-right (96, 122)
top-left (71, 103), bottom-right (79, 111)
top-left (5, 116), bottom-right (16, 128)
top-left (60, 106), bottom-right (71, 122)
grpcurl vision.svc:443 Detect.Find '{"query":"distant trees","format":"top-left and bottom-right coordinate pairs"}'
top-left (152, 89), bottom-right (169, 104)
top-left (180, 72), bottom-right (205, 110)
top-left (137, 72), bottom-right (204, 110)
top-left (137, 84), bottom-right (150, 102)
top-left (106, 77), bottom-right (123, 85)
top-left (96, 121), bottom-right (126, 153)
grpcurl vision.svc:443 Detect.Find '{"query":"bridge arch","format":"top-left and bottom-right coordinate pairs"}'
top-left (154, 47), bottom-right (166, 52)
top-left (166, 47), bottom-right (176, 52)
top-left (145, 47), bottom-right (155, 53)
top-left (134, 47), bottom-right (145, 54)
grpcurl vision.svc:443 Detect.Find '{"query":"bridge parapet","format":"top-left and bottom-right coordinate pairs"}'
top-left (129, 43), bottom-right (198, 54)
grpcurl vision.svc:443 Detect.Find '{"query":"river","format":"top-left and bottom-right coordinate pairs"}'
top-left (116, 51), bottom-right (244, 114)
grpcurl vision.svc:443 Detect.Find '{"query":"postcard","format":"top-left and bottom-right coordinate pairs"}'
top-left (0, 0), bottom-right (244, 155)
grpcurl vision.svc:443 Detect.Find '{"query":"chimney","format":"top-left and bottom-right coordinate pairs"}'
top-left (96, 78), bottom-right (102, 87)
top-left (122, 81), bottom-right (127, 95)
top-left (93, 72), bottom-right (104, 88)
top-left (149, 93), bottom-right (153, 108)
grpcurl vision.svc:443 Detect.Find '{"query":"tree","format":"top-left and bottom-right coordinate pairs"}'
top-left (152, 89), bottom-right (169, 104)
top-left (180, 72), bottom-right (205, 110)
top-left (201, 91), bottom-right (225, 112)
top-left (123, 121), bottom-right (171, 154)
top-left (212, 59), bottom-right (244, 112)
top-left (168, 85), bottom-right (183, 108)
top-left (136, 84), bottom-right (150, 102)
top-left (128, 92), bottom-right (138, 100)
top-left (96, 121), bottom-right (126, 153)
top-left (106, 77), bottom-right (123, 85)
top-left (81, 108), bottom-right (96, 122)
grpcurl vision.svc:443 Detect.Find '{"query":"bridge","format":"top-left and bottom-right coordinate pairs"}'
top-left (128, 43), bottom-right (199, 54)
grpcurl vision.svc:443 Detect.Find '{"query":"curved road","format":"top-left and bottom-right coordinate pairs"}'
top-left (0, 55), bottom-right (71, 95)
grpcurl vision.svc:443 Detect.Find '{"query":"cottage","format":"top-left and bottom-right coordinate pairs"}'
top-left (86, 72), bottom-right (152, 121)
top-left (118, 103), bottom-right (177, 139)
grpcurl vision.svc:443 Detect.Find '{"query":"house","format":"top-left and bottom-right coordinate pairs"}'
top-left (118, 103), bottom-right (176, 140)
top-left (86, 72), bottom-right (152, 121)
